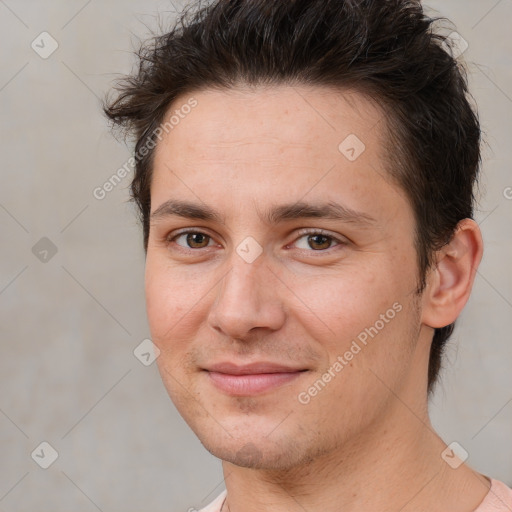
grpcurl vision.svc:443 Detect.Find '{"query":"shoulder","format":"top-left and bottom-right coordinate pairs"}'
top-left (197, 490), bottom-right (227, 512)
top-left (473, 478), bottom-right (512, 512)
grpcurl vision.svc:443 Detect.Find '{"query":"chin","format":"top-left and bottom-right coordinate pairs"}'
top-left (197, 427), bottom-right (315, 470)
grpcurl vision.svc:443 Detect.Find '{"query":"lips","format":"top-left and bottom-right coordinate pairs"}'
top-left (205, 361), bottom-right (306, 374)
top-left (203, 361), bottom-right (308, 395)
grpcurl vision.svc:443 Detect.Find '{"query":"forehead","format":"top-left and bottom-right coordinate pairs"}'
top-left (150, 84), bottom-right (407, 225)
top-left (156, 84), bottom-right (384, 158)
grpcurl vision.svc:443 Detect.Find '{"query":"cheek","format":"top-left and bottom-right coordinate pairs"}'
top-left (145, 257), bottom-right (214, 354)
top-left (145, 270), bottom-right (173, 341)
top-left (145, 262), bottom-right (202, 402)
top-left (145, 258), bottom-right (186, 340)
top-left (296, 261), bottom-right (415, 383)
top-left (297, 266), bottom-right (391, 343)
top-left (294, 271), bottom-right (417, 429)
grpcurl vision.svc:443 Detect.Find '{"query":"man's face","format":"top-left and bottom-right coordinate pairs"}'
top-left (145, 85), bottom-right (429, 470)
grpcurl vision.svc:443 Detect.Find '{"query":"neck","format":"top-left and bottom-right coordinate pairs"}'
top-left (220, 393), bottom-right (490, 512)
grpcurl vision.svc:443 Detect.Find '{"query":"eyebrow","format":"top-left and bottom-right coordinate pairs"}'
top-left (150, 199), bottom-right (377, 227)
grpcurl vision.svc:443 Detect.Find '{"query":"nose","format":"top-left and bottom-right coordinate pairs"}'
top-left (207, 253), bottom-right (286, 341)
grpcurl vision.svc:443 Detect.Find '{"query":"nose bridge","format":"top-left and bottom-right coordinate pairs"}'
top-left (207, 245), bottom-right (284, 338)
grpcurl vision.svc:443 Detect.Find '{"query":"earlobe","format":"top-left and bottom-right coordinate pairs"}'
top-left (421, 219), bottom-right (484, 329)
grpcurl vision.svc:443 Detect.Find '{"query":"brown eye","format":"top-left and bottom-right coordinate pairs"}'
top-left (293, 230), bottom-right (345, 252)
top-left (307, 234), bottom-right (332, 250)
top-left (170, 231), bottom-right (214, 249)
top-left (186, 232), bottom-right (210, 248)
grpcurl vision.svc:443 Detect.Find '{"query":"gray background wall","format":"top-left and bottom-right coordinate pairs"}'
top-left (0, 1), bottom-right (510, 511)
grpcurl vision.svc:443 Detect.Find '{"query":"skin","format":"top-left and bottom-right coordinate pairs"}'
top-left (145, 85), bottom-right (487, 512)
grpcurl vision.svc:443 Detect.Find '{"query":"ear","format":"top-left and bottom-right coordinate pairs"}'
top-left (421, 219), bottom-right (484, 329)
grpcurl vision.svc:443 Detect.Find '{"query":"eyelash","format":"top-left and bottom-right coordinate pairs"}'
top-left (165, 228), bottom-right (347, 254)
